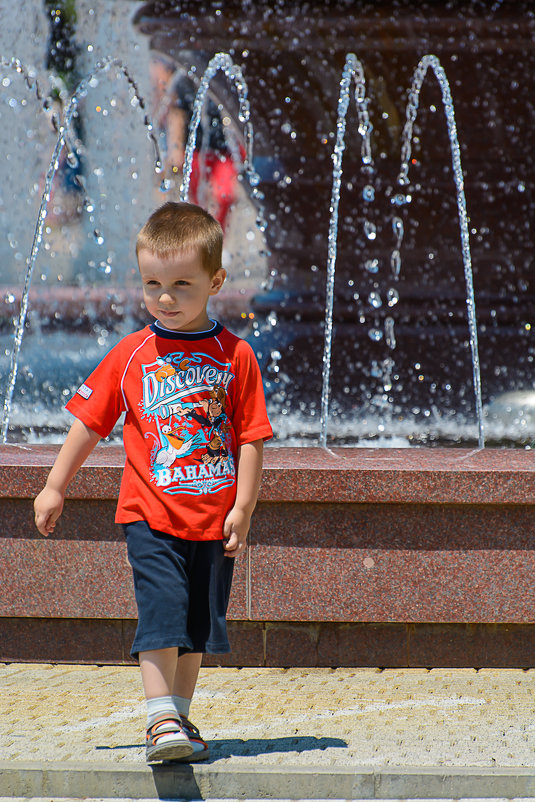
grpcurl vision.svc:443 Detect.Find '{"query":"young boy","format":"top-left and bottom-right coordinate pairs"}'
top-left (34, 201), bottom-right (272, 763)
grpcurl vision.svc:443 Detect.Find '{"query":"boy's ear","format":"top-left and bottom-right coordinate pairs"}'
top-left (210, 268), bottom-right (227, 295)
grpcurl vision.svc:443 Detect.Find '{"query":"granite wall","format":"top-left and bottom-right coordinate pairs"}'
top-left (1, 445), bottom-right (535, 667)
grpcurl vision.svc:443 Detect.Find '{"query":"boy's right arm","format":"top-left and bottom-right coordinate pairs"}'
top-left (34, 418), bottom-right (101, 537)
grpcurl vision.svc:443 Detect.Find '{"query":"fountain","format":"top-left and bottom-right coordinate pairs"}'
top-left (1, 0), bottom-right (535, 446)
top-left (0, 45), bottom-right (485, 447)
top-left (130, 0), bottom-right (535, 448)
top-left (1, 0), bottom-right (535, 668)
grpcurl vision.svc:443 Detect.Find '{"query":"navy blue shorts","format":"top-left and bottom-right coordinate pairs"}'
top-left (124, 521), bottom-right (234, 660)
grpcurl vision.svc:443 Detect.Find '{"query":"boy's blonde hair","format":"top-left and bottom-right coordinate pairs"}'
top-left (136, 201), bottom-right (223, 276)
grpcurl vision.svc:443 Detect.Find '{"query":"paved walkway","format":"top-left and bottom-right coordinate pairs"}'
top-left (1, 663), bottom-right (535, 799)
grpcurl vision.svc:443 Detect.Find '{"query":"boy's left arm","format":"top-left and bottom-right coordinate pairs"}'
top-left (223, 439), bottom-right (264, 557)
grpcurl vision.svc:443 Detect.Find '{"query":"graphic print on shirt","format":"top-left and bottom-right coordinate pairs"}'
top-left (140, 351), bottom-right (236, 496)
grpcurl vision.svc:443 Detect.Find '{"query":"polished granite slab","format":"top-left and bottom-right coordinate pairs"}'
top-left (1, 445), bottom-right (534, 664)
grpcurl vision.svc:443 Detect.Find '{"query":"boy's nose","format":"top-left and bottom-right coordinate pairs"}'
top-left (159, 290), bottom-right (174, 303)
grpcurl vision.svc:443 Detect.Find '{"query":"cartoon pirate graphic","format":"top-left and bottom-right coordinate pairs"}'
top-left (173, 386), bottom-right (232, 467)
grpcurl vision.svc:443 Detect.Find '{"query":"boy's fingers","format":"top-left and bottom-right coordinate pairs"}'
top-left (223, 531), bottom-right (238, 550)
top-left (35, 504), bottom-right (61, 537)
top-left (35, 515), bottom-right (52, 537)
top-left (223, 531), bottom-right (248, 557)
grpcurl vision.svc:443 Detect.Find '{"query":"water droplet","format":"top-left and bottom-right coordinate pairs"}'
top-left (370, 362), bottom-right (382, 378)
top-left (392, 217), bottom-right (404, 238)
top-left (364, 259), bottom-right (379, 274)
top-left (160, 178), bottom-right (171, 192)
top-left (368, 291), bottom-right (382, 309)
top-left (391, 250), bottom-right (401, 278)
top-left (4, 293), bottom-right (15, 304)
top-left (387, 288), bottom-right (399, 307)
top-left (66, 152), bottom-right (78, 168)
top-left (391, 193), bottom-right (412, 206)
top-left (385, 317), bottom-right (396, 349)
top-left (362, 184), bottom-right (375, 202)
top-left (364, 221), bottom-right (376, 240)
top-left (368, 327), bottom-right (383, 342)
top-left (93, 230), bottom-right (104, 245)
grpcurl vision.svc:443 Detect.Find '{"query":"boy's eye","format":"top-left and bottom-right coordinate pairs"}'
top-left (176, 280), bottom-right (190, 286)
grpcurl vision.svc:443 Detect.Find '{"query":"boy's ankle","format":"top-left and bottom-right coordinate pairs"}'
top-left (172, 694), bottom-right (191, 718)
top-left (146, 695), bottom-right (177, 726)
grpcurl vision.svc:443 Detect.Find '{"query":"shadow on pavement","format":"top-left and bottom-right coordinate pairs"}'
top-left (207, 735), bottom-right (347, 760)
top-left (95, 743), bottom-right (144, 750)
top-left (95, 735), bottom-right (347, 759)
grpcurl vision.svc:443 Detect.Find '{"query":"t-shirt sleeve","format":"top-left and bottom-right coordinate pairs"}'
top-left (65, 342), bottom-right (127, 438)
top-left (231, 341), bottom-right (273, 445)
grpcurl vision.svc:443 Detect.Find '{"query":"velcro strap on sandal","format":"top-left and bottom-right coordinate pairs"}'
top-left (146, 716), bottom-right (183, 745)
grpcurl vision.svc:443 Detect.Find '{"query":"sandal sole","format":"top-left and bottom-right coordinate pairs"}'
top-left (174, 747), bottom-right (210, 763)
top-left (146, 741), bottom-right (193, 763)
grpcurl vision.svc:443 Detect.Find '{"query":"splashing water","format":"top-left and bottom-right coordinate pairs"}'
top-left (320, 52), bottom-right (374, 449)
top-left (396, 54), bottom-right (484, 449)
top-left (0, 51), bottom-right (484, 450)
top-left (0, 56), bottom-right (47, 104)
top-left (0, 56), bottom-right (162, 443)
top-left (320, 52), bottom-right (484, 450)
top-left (179, 52), bottom-right (266, 233)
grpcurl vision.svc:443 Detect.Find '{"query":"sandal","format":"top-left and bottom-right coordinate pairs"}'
top-left (145, 714), bottom-right (193, 763)
top-left (177, 715), bottom-right (210, 762)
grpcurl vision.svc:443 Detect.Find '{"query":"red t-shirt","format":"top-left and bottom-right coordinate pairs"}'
top-left (66, 321), bottom-right (273, 541)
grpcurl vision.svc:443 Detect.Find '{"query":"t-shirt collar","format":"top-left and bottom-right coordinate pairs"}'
top-left (150, 319), bottom-right (224, 340)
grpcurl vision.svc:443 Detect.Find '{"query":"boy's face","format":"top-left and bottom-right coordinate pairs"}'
top-left (138, 247), bottom-right (226, 332)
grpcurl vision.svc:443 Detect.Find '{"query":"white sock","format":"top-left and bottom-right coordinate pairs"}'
top-left (172, 694), bottom-right (191, 718)
top-left (146, 695), bottom-right (176, 727)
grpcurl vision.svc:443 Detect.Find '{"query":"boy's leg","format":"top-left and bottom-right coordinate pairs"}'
top-left (140, 647), bottom-right (178, 698)
top-left (172, 651), bottom-right (209, 762)
top-left (173, 651), bottom-right (203, 703)
top-left (140, 647), bottom-right (193, 763)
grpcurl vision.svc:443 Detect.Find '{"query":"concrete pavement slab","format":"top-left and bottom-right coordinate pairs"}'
top-left (1, 663), bottom-right (535, 799)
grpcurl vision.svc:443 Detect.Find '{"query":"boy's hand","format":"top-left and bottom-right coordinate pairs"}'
top-left (34, 486), bottom-right (64, 537)
top-left (223, 506), bottom-right (250, 557)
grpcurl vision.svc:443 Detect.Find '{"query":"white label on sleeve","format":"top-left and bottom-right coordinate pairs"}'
top-left (77, 383), bottom-right (93, 400)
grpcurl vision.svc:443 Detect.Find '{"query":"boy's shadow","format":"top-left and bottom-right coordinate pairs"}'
top-left (96, 735), bottom-right (347, 761)
top-left (207, 735), bottom-right (347, 760)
